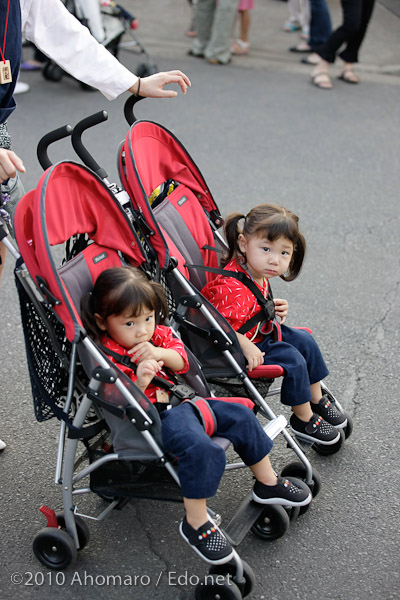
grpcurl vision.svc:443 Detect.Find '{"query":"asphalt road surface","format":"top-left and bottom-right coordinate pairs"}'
top-left (1, 2), bottom-right (399, 599)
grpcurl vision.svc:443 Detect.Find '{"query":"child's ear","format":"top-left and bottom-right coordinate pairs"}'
top-left (238, 233), bottom-right (247, 253)
top-left (94, 313), bottom-right (107, 331)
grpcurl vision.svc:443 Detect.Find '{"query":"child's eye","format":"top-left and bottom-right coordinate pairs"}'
top-left (262, 247), bottom-right (270, 252)
top-left (145, 315), bottom-right (154, 322)
top-left (125, 321), bottom-right (134, 327)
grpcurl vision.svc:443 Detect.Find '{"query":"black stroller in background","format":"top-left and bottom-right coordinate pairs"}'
top-left (40, 0), bottom-right (158, 87)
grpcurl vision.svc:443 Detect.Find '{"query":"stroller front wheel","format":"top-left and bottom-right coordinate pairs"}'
top-left (56, 512), bottom-right (90, 550)
top-left (195, 574), bottom-right (242, 600)
top-left (209, 559), bottom-right (256, 597)
top-left (250, 504), bottom-right (290, 541)
top-left (33, 527), bottom-right (77, 569)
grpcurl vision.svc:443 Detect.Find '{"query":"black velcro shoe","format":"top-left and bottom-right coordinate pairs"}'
top-left (252, 476), bottom-right (312, 507)
top-left (290, 413), bottom-right (340, 445)
top-left (179, 517), bottom-right (234, 565)
top-left (312, 395), bottom-right (347, 428)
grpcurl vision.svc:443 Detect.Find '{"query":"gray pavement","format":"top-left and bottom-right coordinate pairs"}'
top-left (1, 1), bottom-right (400, 599)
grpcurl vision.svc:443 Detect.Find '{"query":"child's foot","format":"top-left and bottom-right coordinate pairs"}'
top-left (311, 395), bottom-right (347, 428)
top-left (252, 476), bottom-right (312, 507)
top-left (290, 413), bottom-right (340, 445)
top-left (0, 439), bottom-right (6, 451)
top-left (179, 517), bottom-right (234, 565)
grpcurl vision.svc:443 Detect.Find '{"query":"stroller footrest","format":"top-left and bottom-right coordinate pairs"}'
top-left (263, 415), bottom-right (287, 441)
top-left (223, 491), bottom-right (264, 547)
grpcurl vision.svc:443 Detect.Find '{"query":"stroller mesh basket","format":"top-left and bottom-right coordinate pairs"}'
top-left (16, 274), bottom-right (78, 423)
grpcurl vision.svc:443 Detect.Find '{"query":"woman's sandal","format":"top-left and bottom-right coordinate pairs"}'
top-left (311, 71), bottom-right (333, 90)
top-left (338, 68), bottom-right (359, 84)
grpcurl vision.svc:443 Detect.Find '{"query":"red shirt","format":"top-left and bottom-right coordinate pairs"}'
top-left (101, 324), bottom-right (189, 403)
top-left (202, 258), bottom-right (275, 343)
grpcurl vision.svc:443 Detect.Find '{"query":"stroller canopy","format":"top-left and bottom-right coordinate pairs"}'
top-left (14, 161), bottom-right (147, 343)
top-left (120, 120), bottom-right (222, 272)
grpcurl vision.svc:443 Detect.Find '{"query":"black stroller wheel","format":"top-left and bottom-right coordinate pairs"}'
top-left (312, 429), bottom-right (345, 456)
top-left (250, 504), bottom-right (290, 541)
top-left (33, 527), bottom-right (77, 569)
top-left (136, 62), bottom-right (159, 78)
top-left (343, 413), bottom-right (353, 439)
top-left (42, 62), bottom-right (64, 82)
top-left (209, 559), bottom-right (256, 597)
top-left (195, 575), bottom-right (242, 600)
top-left (55, 512), bottom-right (90, 550)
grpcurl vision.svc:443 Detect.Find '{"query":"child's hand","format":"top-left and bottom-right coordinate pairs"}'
top-left (136, 359), bottom-right (163, 391)
top-left (129, 342), bottom-right (159, 364)
top-left (274, 298), bottom-right (289, 324)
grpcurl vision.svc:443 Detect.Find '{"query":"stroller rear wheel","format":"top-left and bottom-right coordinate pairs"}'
top-left (56, 512), bottom-right (90, 550)
top-left (209, 559), bottom-right (255, 597)
top-left (250, 504), bottom-right (290, 541)
top-left (42, 61), bottom-right (64, 82)
top-left (195, 574), bottom-right (242, 600)
top-left (33, 527), bottom-right (77, 569)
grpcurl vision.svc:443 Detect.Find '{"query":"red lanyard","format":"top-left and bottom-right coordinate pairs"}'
top-left (0, 0), bottom-right (10, 64)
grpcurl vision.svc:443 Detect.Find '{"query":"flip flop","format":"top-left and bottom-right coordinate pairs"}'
top-left (311, 72), bottom-right (332, 90)
top-left (301, 55), bottom-right (320, 65)
top-left (20, 61), bottom-right (42, 71)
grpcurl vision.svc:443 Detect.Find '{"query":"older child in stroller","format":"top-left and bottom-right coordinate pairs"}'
top-left (80, 265), bottom-right (312, 564)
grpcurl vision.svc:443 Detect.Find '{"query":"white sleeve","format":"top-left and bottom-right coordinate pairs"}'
top-left (20, 0), bottom-right (137, 100)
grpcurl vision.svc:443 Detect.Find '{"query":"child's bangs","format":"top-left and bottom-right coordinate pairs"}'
top-left (255, 216), bottom-right (298, 244)
top-left (109, 282), bottom-right (156, 318)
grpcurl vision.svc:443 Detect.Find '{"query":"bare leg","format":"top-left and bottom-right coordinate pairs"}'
top-left (292, 402), bottom-right (314, 421)
top-left (183, 497), bottom-right (209, 529)
top-left (310, 381), bottom-right (323, 404)
top-left (249, 454), bottom-right (278, 486)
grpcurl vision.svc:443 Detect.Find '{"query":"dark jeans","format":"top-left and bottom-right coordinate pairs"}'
top-left (317, 0), bottom-right (376, 63)
top-left (309, 0), bottom-right (332, 50)
top-left (255, 325), bottom-right (329, 407)
top-left (161, 399), bottom-right (273, 499)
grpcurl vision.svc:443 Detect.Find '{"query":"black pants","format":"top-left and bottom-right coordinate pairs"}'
top-left (318, 0), bottom-right (375, 63)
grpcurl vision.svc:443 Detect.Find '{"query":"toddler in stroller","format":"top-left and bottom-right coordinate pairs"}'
top-left (202, 203), bottom-right (347, 446)
top-left (80, 265), bottom-right (312, 564)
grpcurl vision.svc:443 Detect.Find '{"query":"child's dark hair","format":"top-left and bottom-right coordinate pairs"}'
top-left (80, 266), bottom-right (168, 342)
top-left (222, 203), bottom-right (306, 281)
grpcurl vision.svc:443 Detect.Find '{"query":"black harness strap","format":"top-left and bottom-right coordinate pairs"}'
top-left (185, 263), bottom-right (275, 334)
top-left (97, 343), bottom-right (197, 406)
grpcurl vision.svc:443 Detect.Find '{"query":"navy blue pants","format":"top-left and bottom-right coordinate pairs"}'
top-left (160, 399), bottom-right (273, 499)
top-left (256, 324), bottom-right (329, 407)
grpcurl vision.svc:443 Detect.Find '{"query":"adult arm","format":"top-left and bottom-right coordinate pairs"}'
top-left (21, 0), bottom-right (190, 100)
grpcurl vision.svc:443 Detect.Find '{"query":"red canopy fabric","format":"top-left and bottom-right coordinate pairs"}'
top-left (14, 161), bottom-right (147, 342)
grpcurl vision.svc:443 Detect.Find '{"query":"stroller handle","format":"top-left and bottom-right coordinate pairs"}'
top-left (71, 111), bottom-right (109, 180)
top-left (124, 94), bottom-right (145, 126)
top-left (36, 124), bottom-right (73, 171)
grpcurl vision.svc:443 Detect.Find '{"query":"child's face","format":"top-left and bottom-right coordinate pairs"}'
top-left (96, 307), bottom-right (156, 350)
top-left (238, 234), bottom-right (293, 283)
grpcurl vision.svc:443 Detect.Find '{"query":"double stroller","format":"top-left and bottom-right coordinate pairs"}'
top-left (8, 99), bottom-right (352, 599)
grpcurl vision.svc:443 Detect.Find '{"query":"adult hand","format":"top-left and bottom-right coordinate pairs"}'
top-left (0, 149), bottom-right (25, 183)
top-left (274, 298), bottom-right (289, 324)
top-left (129, 70), bottom-right (191, 98)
